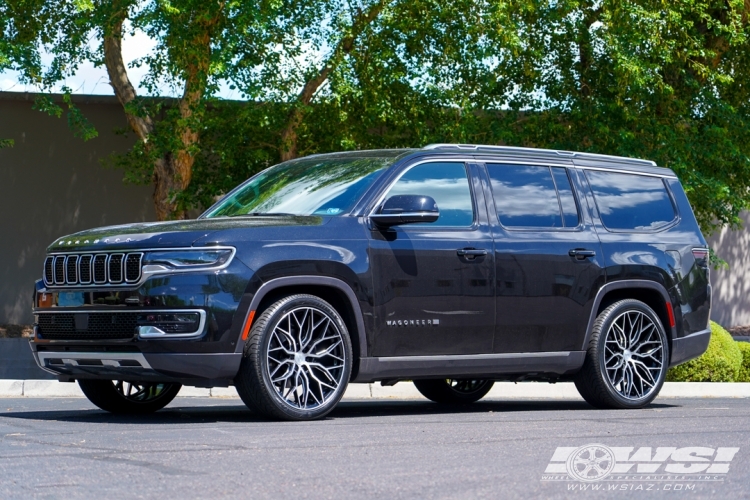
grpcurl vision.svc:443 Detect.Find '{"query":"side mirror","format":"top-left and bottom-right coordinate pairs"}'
top-left (370, 195), bottom-right (440, 227)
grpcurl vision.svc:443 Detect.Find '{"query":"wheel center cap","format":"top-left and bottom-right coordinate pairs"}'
top-left (623, 349), bottom-right (632, 363)
top-left (294, 352), bottom-right (306, 365)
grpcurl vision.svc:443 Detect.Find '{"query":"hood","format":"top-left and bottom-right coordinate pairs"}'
top-left (46, 216), bottom-right (327, 253)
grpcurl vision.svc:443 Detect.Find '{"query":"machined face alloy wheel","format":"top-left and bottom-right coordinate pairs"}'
top-left (265, 306), bottom-right (346, 410)
top-left (603, 310), bottom-right (665, 401)
top-left (113, 381), bottom-right (172, 402)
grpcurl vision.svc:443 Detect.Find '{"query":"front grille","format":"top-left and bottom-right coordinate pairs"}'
top-left (54, 256), bottom-right (65, 284)
top-left (79, 255), bottom-right (92, 283)
top-left (44, 257), bottom-right (54, 284)
top-left (43, 252), bottom-right (144, 287)
top-left (109, 254), bottom-right (124, 283)
top-left (37, 312), bottom-right (139, 340)
top-left (93, 254), bottom-right (107, 284)
top-left (66, 256), bottom-right (78, 283)
top-left (125, 254), bottom-right (142, 282)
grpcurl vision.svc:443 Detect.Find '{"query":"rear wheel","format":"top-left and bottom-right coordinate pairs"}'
top-left (78, 380), bottom-right (181, 414)
top-left (413, 379), bottom-right (494, 404)
top-left (574, 299), bottom-right (669, 409)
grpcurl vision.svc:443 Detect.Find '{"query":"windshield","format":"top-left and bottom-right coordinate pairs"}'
top-left (204, 156), bottom-right (395, 218)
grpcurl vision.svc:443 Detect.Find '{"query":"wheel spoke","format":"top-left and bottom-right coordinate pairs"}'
top-left (602, 308), bottom-right (665, 401)
top-left (266, 305), bottom-right (346, 411)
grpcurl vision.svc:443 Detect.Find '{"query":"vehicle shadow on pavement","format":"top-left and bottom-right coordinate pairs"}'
top-left (0, 399), bottom-right (678, 424)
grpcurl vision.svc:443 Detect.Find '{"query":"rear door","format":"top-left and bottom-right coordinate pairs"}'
top-left (480, 161), bottom-right (605, 353)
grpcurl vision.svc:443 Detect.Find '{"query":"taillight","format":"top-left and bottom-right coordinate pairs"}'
top-left (692, 248), bottom-right (709, 268)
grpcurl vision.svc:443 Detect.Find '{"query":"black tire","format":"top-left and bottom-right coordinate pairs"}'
top-left (574, 299), bottom-right (669, 409)
top-left (235, 294), bottom-right (353, 421)
top-left (413, 379), bottom-right (494, 404)
top-left (78, 380), bottom-right (181, 414)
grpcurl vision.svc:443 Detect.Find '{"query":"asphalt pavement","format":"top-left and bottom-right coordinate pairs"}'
top-left (0, 396), bottom-right (748, 499)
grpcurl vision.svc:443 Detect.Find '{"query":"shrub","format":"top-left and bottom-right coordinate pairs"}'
top-left (736, 342), bottom-right (750, 382)
top-left (667, 321), bottom-right (742, 382)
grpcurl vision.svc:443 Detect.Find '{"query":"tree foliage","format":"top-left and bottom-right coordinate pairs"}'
top-left (2, 0), bottom-right (750, 232)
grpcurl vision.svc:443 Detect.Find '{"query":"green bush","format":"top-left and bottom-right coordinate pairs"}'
top-left (667, 321), bottom-right (742, 382)
top-left (736, 342), bottom-right (750, 382)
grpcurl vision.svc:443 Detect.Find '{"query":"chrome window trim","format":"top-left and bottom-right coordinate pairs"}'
top-left (572, 165), bottom-right (677, 179)
top-left (35, 308), bottom-right (207, 340)
top-left (41, 246), bottom-right (236, 290)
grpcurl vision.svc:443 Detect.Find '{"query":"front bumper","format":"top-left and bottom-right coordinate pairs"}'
top-left (669, 327), bottom-right (711, 367)
top-left (30, 341), bottom-right (242, 386)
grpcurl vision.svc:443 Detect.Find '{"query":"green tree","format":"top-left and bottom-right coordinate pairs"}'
top-left (3, 0), bottom-right (750, 235)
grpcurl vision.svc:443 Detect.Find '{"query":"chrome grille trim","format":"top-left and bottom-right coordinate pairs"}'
top-left (65, 256), bottom-right (79, 284)
top-left (44, 257), bottom-right (55, 284)
top-left (125, 253), bottom-right (143, 283)
top-left (41, 246), bottom-right (235, 289)
top-left (93, 254), bottom-right (108, 284)
top-left (108, 254), bottom-right (124, 283)
top-left (54, 256), bottom-right (66, 285)
top-left (79, 255), bottom-right (93, 284)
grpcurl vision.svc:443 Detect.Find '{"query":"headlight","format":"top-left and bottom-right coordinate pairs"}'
top-left (142, 248), bottom-right (234, 272)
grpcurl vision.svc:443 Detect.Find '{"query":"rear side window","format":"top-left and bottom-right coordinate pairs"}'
top-left (487, 164), bottom-right (580, 228)
top-left (585, 170), bottom-right (676, 231)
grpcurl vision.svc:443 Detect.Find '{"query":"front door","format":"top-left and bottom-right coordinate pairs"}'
top-left (369, 161), bottom-right (495, 357)
top-left (482, 162), bottom-right (605, 353)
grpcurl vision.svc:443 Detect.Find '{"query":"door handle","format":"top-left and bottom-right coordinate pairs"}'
top-left (457, 248), bottom-right (487, 260)
top-left (569, 248), bottom-right (596, 260)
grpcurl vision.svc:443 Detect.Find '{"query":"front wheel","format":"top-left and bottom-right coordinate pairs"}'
top-left (78, 380), bottom-right (181, 414)
top-left (414, 379), bottom-right (494, 404)
top-left (235, 294), bottom-right (353, 421)
top-left (574, 299), bottom-right (669, 409)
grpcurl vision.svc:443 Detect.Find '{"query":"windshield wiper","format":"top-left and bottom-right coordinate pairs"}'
top-left (228, 212), bottom-right (298, 217)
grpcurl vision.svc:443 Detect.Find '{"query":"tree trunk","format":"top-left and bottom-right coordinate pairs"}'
top-left (103, 2), bottom-right (216, 220)
top-left (279, 0), bottom-right (388, 161)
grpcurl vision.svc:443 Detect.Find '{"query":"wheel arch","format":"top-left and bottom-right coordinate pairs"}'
top-left (234, 276), bottom-right (367, 379)
top-left (583, 280), bottom-right (677, 360)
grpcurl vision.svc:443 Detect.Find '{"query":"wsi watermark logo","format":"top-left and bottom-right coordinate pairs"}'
top-left (541, 444), bottom-right (739, 491)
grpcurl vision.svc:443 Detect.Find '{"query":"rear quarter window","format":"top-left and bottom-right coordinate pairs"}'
top-left (585, 170), bottom-right (676, 231)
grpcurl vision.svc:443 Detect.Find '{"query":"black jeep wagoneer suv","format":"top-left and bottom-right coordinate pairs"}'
top-left (31, 144), bottom-right (711, 420)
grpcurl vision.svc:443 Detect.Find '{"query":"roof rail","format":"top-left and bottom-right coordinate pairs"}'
top-left (421, 143), bottom-right (656, 166)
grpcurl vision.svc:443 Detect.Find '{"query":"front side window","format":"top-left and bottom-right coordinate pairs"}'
top-left (204, 157), bottom-right (394, 218)
top-left (487, 164), bottom-right (580, 228)
top-left (383, 162), bottom-right (474, 227)
top-left (585, 170), bottom-right (676, 231)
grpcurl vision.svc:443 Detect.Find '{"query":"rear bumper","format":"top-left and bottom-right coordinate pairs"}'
top-left (29, 341), bottom-right (241, 387)
top-left (669, 327), bottom-right (711, 367)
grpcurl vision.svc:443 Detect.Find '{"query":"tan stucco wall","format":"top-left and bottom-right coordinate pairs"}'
top-left (707, 213), bottom-right (750, 329)
top-left (0, 92), bottom-right (155, 325)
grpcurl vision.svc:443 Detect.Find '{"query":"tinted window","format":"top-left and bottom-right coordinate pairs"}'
top-left (385, 162), bottom-right (474, 227)
top-left (585, 170), bottom-right (675, 230)
top-left (552, 167), bottom-right (580, 227)
top-left (488, 164), bottom-right (580, 228)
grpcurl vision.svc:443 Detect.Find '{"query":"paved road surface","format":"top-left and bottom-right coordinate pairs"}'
top-left (0, 397), bottom-right (748, 499)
